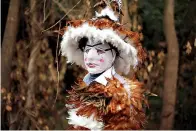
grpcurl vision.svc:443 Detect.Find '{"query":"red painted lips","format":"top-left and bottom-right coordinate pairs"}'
top-left (87, 63), bottom-right (98, 68)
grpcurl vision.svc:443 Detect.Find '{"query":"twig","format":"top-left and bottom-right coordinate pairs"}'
top-left (43, 0), bottom-right (46, 22)
top-left (25, 111), bottom-right (41, 130)
top-left (58, 47), bottom-right (61, 56)
top-left (52, 0), bottom-right (67, 14)
top-left (42, 0), bottom-right (82, 33)
top-left (10, 108), bottom-right (25, 125)
top-left (83, 0), bottom-right (92, 18)
top-left (58, 108), bottom-right (68, 116)
top-left (53, 22), bottom-right (61, 107)
top-left (43, 10), bottom-right (52, 23)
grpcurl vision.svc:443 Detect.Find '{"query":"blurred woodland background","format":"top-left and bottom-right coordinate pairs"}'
top-left (1, 0), bottom-right (196, 130)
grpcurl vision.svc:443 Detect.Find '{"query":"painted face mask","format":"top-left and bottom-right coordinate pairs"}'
top-left (84, 39), bottom-right (116, 74)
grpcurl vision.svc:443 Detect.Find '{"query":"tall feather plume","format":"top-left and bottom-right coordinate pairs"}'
top-left (94, 0), bottom-right (124, 19)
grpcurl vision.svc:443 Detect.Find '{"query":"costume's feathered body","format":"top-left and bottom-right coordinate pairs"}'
top-left (66, 77), bottom-right (147, 130)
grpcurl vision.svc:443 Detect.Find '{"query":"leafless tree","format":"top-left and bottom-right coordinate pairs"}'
top-left (1, 0), bottom-right (21, 129)
top-left (160, 0), bottom-right (179, 129)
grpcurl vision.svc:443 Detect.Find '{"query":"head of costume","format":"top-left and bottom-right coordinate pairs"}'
top-left (82, 37), bottom-right (117, 74)
top-left (59, 0), bottom-right (146, 75)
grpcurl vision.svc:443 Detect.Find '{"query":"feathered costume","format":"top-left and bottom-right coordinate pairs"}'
top-left (59, 0), bottom-right (148, 130)
top-left (67, 75), bottom-right (147, 130)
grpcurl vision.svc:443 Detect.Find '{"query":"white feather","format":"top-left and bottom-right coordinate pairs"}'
top-left (95, 7), bottom-right (118, 22)
top-left (67, 108), bottom-right (104, 130)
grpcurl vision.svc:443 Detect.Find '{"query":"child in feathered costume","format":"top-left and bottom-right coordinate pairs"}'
top-left (59, 0), bottom-right (147, 130)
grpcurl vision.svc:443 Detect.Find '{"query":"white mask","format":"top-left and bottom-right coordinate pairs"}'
top-left (84, 39), bottom-right (116, 74)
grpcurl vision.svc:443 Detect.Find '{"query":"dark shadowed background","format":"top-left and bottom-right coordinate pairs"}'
top-left (1, 0), bottom-right (196, 130)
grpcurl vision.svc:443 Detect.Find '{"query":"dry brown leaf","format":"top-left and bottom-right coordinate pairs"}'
top-left (38, 118), bottom-right (43, 125)
top-left (3, 96), bottom-right (7, 100)
top-left (1, 88), bottom-right (6, 94)
top-left (185, 41), bottom-right (192, 54)
top-left (21, 96), bottom-right (26, 101)
top-left (158, 51), bottom-right (165, 65)
top-left (44, 125), bottom-right (49, 130)
top-left (150, 50), bottom-right (155, 57)
top-left (7, 93), bottom-right (12, 103)
top-left (139, 33), bottom-right (144, 41)
top-left (147, 63), bottom-right (153, 72)
top-left (6, 105), bottom-right (12, 111)
top-left (138, 25), bottom-right (142, 31)
top-left (143, 71), bottom-right (148, 80)
top-left (158, 51), bottom-right (165, 60)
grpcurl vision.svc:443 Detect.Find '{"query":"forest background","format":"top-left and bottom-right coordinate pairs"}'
top-left (1, 0), bottom-right (196, 130)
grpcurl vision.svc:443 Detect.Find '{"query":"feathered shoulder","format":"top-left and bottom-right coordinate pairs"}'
top-left (66, 77), bottom-right (148, 130)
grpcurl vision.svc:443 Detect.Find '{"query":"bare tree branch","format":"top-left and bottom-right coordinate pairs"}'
top-left (52, 0), bottom-right (67, 14)
top-left (42, 0), bottom-right (82, 32)
top-left (53, 22), bottom-right (61, 107)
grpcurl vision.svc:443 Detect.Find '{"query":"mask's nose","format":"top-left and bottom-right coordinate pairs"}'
top-left (86, 48), bottom-right (98, 61)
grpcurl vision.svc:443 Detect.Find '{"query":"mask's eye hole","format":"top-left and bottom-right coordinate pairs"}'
top-left (85, 48), bottom-right (90, 53)
top-left (96, 49), bottom-right (105, 55)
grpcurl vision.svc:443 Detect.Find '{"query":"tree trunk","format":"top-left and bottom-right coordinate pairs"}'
top-left (160, 0), bottom-right (179, 129)
top-left (1, 0), bottom-right (20, 92)
top-left (128, 0), bottom-right (139, 31)
top-left (121, 0), bottom-right (132, 29)
top-left (1, 0), bottom-right (21, 129)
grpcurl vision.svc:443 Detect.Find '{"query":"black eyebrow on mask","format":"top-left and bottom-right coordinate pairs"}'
top-left (86, 43), bottom-right (102, 47)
